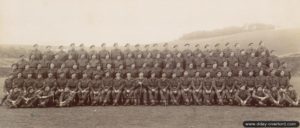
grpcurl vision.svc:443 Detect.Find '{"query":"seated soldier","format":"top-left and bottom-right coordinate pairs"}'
top-left (102, 72), bottom-right (113, 106)
top-left (1, 74), bottom-right (13, 105)
top-left (20, 87), bottom-right (38, 108)
top-left (55, 73), bottom-right (68, 105)
top-left (37, 86), bottom-right (54, 107)
top-left (158, 73), bottom-right (170, 106)
top-left (278, 70), bottom-right (290, 92)
top-left (90, 75), bottom-right (102, 106)
top-left (133, 72), bottom-right (148, 105)
top-left (266, 86), bottom-right (282, 107)
top-left (179, 71), bottom-right (193, 105)
top-left (213, 71), bottom-right (225, 105)
top-left (59, 88), bottom-right (73, 107)
top-left (112, 72), bottom-right (125, 106)
top-left (65, 73), bottom-right (79, 106)
top-left (283, 86), bottom-right (299, 107)
top-left (224, 71), bottom-right (236, 105)
top-left (191, 72), bottom-right (203, 105)
top-left (147, 72), bottom-right (159, 105)
top-left (123, 73), bottom-right (135, 105)
top-left (252, 86), bottom-right (269, 106)
top-left (203, 72), bottom-right (215, 105)
top-left (169, 73), bottom-right (180, 105)
top-left (5, 88), bottom-right (23, 108)
top-left (234, 85), bottom-right (252, 106)
top-left (77, 73), bottom-right (91, 106)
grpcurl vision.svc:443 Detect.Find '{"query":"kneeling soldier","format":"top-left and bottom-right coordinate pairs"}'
top-left (5, 88), bottom-right (23, 108)
top-left (112, 72), bottom-right (125, 106)
top-left (234, 85), bottom-right (251, 106)
top-left (90, 75), bottom-right (102, 106)
top-left (252, 86), bottom-right (269, 106)
top-left (37, 86), bottom-right (54, 107)
top-left (77, 73), bottom-right (91, 105)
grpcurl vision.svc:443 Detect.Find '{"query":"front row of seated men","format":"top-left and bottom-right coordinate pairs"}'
top-left (1, 69), bottom-right (298, 108)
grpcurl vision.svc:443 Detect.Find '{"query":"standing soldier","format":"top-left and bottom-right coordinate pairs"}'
top-left (147, 72), bottom-right (159, 105)
top-left (173, 52), bottom-right (184, 68)
top-left (185, 63), bottom-right (196, 77)
top-left (124, 52), bottom-right (135, 69)
top-left (48, 63), bottom-right (58, 78)
top-left (68, 43), bottom-right (78, 61)
top-left (77, 44), bottom-right (88, 58)
top-left (184, 52), bottom-right (194, 69)
top-left (194, 51), bottom-right (205, 69)
top-left (133, 44), bottom-right (143, 58)
top-left (12, 73), bottom-right (24, 90)
top-left (243, 62), bottom-right (252, 77)
top-left (248, 52), bottom-right (258, 68)
top-left (213, 71), bottom-right (225, 105)
top-left (234, 85), bottom-right (252, 106)
top-left (203, 44), bottom-right (211, 57)
top-left (173, 62), bottom-right (184, 77)
top-left (268, 50), bottom-right (280, 69)
top-left (51, 54), bottom-right (63, 69)
top-left (69, 64), bottom-right (81, 79)
top-left (162, 43), bottom-right (172, 59)
top-left (112, 72), bottom-right (125, 106)
top-left (77, 54), bottom-right (89, 72)
top-left (233, 43), bottom-right (241, 57)
top-left (111, 43), bottom-right (123, 60)
top-left (180, 71), bottom-right (193, 105)
top-left (104, 64), bottom-right (115, 78)
top-left (227, 51), bottom-right (238, 68)
top-left (17, 55), bottom-right (28, 71)
top-left (203, 72), bottom-right (215, 105)
top-left (257, 51), bottom-right (269, 67)
top-left (278, 71), bottom-right (290, 91)
top-left (223, 42), bottom-right (231, 58)
top-left (44, 46), bottom-right (55, 61)
top-left (238, 50), bottom-right (248, 67)
top-left (216, 52), bottom-right (226, 67)
top-left (77, 73), bottom-right (91, 106)
top-left (151, 63), bottom-right (162, 78)
top-left (123, 73), bottom-right (135, 105)
top-left (213, 43), bottom-right (222, 57)
top-left (64, 55), bottom-right (77, 69)
top-left (231, 62), bottom-right (242, 77)
top-left (153, 52), bottom-right (163, 68)
top-left (169, 73), bottom-right (180, 105)
top-left (88, 45), bottom-right (98, 60)
top-left (99, 43), bottom-right (110, 59)
top-left (172, 45), bottom-right (180, 57)
top-left (210, 63), bottom-right (220, 78)
top-left (246, 43), bottom-right (256, 57)
top-left (113, 55), bottom-right (124, 69)
top-left (22, 64), bottom-right (34, 79)
top-left (56, 45), bottom-right (67, 62)
top-left (278, 62), bottom-right (291, 79)
top-left (182, 43), bottom-right (193, 58)
top-left (0, 74), bottom-right (14, 105)
top-left (28, 55), bottom-right (39, 69)
top-left (89, 54), bottom-right (100, 69)
top-left (102, 72), bottom-right (113, 105)
top-left (125, 64), bottom-right (139, 78)
top-left (206, 51), bottom-right (216, 68)
top-left (115, 64), bottom-right (126, 78)
top-left (135, 53), bottom-right (145, 69)
top-left (39, 55), bottom-right (50, 73)
top-left (197, 62), bottom-right (209, 78)
top-left (143, 52), bottom-right (154, 68)
top-left (35, 74), bottom-right (45, 92)
top-left (90, 74), bottom-right (102, 106)
top-left (257, 41), bottom-right (269, 57)
top-left (133, 72), bottom-right (148, 105)
top-left (101, 54), bottom-right (113, 70)
top-left (193, 44), bottom-right (202, 58)
top-left (158, 73), bottom-right (170, 106)
top-left (23, 73), bottom-right (35, 92)
top-left (57, 63), bottom-right (69, 79)
top-left (220, 61), bottom-right (231, 77)
top-left (29, 44), bottom-right (42, 60)
top-left (123, 43), bottom-right (131, 59)
top-left (191, 72), bottom-right (203, 105)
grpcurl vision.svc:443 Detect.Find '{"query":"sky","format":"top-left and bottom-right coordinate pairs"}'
top-left (0, 0), bottom-right (300, 46)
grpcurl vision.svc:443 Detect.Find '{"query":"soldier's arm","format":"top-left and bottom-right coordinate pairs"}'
top-left (212, 79), bottom-right (217, 91)
top-left (245, 91), bottom-right (251, 101)
top-left (78, 81), bottom-right (82, 91)
top-left (252, 91), bottom-right (259, 98)
top-left (220, 80), bottom-right (225, 91)
top-left (234, 91), bottom-right (242, 101)
top-left (89, 82), bottom-right (94, 92)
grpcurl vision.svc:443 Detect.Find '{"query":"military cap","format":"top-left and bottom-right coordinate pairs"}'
top-left (101, 43), bottom-right (106, 47)
top-left (204, 44), bottom-right (209, 48)
top-left (46, 45), bottom-right (51, 48)
top-left (90, 45), bottom-right (95, 48)
top-left (113, 43), bottom-right (118, 47)
top-left (259, 40), bottom-right (263, 45)
top-left (19, 55), bottom-right (24, 58)
top-left (58, 45), bottom-right (64, 49)
top-left (184, 43), bottom-right (190, 46)
top-left (225, 42), bottom-right (230, 46)
top-left (33, 44), bottom-right (38, 47)
top-left (144, 44), bottom-right (149, 48)
top-left (234, 43), bottom-right (239, 47)
top-left (79, 43), bottom-right (84, 47)
top-left (125, 43), bottom-right (130, 47)
top-left (163, 43), bottom-right (168, 47)
top-left (173, 45), bottom-right (178, 48)
top-left (70, 43), bottom-right (75, 46)
top-left (152, 43), bottom-right (158, 47)
top-left (135, 44), bottom-right (140, 47)
top-left (214, 43), bottom-right (220, 47)
top-left (248, 43), bottom-right (254, 46)
top-left (195, 44), bottom-right (200, 47)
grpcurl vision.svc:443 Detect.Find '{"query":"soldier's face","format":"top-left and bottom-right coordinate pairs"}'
top-left (201, 63), bottom-right (205, 67)
top-left (81, 55), bottom-right (85, 59)
top-left (189, 64), bottom-right (193, 68)
top-left (139, 73), bottom-right (144, 78)
top-left (127, 74), bottom-right (131, 78)
top-left (128, 54), bottom-right (132, 58)
top-left (28, 74), bottom-right (32, 78)
top-left (61, 64), bottom-right (65, 68)
top-left (172, 74), bottom-right (176, 78)
top-left (238, 71), bottom-right (243, 76)
top-left (223, 62), bottom-right (228, 67)
top-left (220, 52), bottom-right (224, 57)
top-left (154, 63), bottom-right (159, 67)
top-left (184, 72), bottom-right (188, 76)
top-left (131, 64), bottom-right (135, 69)
top-left (249, 72), bottom-right (253, 76)
top-left (95, 75), bottom-right (100, 79)
top-left (217, 72), bottom-right (221, 77)
top-left (60, 74), bottom-right (65, 78)
top-left (117, 56), bottom-right (121, 60)
top-left (147, 53), bottom-right (151, 58)
top-left (72, 74), bottom-right (76, 78)
top-left (119, 65), bottom-right (124, 69)
top-left (25, 65), bottom-right (30, 69)
top-left (86, 65), bottom-right (91, 69)
top-left (251, 53), bottom-right (255, 57)
top-left (73, 65), bottom-right (78, 69)
top-left (151, 74), bottom-right (155, 78)
top-left (195, 72), bottom-right (200, 77)
top-left (38, 74), bottom-right (42, 78)
top-left (234, 63), bottom-right (239, 67)
top-left (49, 74), bottom-right (53, 77)
top-left (45, 86), bottom-right (50, 91)
top-left (97, 66), bottom-right (101, 70)
top-left (92, 55), bottom-right (96, 59)
top-left (206, 73), bottom-right (210, 77)
top-left (259, 71), bottom-right (264, 76)
top-left (162, 74), bottom-right (166, 78)
top-left (213, 64), bottom-right (217, 68)
top-left (269, 63), bottom-right (274, 68)
top-left (138, 54), bottom-right (142, 58)
top-left (12, 65), bottom-right (17, 70)
top-left (68, 55), bottom-right (73, 59)
top-left (230, 52), bottom-right (234, 56)
top-left (105, 73), bottom-right (110, 77)
top-left (228, 72), bottom-right (232, 77)
top-left (156, 54), bottom-right (161, 58)
top-left (245, 63), bottom-right (249, 67)
top-left (107, 64), bottom-right (111, 68)
top-left (176, 63), bottom-right (181, 68)
top-left (261, 52), bottom-right (266, 56)
top-left (116, 73), bottom-right (121, 78)
top-left (257, 63), bottom-right (262, 67)
top-left (55, 55), bottom-right (59, 59)
top-left (257, 87), bottom-right (263, 91)
top-left (31, 55), bottom-right (35, 59)
top-left (83, 74), bottom-right (87, 78)
top-left (106, 55), bottom-right (110, 59)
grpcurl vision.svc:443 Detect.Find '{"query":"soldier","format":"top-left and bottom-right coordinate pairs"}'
top-left (23, 73), bottom-right (35, 92)
top-left (58, 88), bottom-right (73, 107)
top-left (124, 52), bottom-right (135, 69)
top-left (4, 88), bottom-right (23, 108)
top-left (243, 62), bottom-right (252, 77)
top-left (257, 51), bottom-right (269, 67)
top-left (197, 62), bottom-right (209, 78)
top-left (88, 45), bottom-right (98, 60)
top-left (185, 63), bottom-right (196, 77)
top-left (44, 45), bottom-right (55, 61)
top-left (125, 63), bottom-right (139, 78)
top-left (147, 72), bottom-right (159, 105)
top-left (151, 43), bottom-right (160, 59)
top-left (12, 73), bottom-right (24, 90)
top-left (162, 43), bottom-right (172, 59)
top-left (57, 63), bottom-right (69, 78)
top-left (113, 55), bottom-right (124, 69)
top-left (112, 72), bottom-right (125, 105)
top-left (179, 71), bottom-right (193, 105)
top-left (153, 53), bottom-right (163, 68)
top-left (169, 73), bottom-right (180, 105)
top-left (234, 85), bottom-right (251, 106)
top-left (278, 62), bottom-right (292, 79)
top-left (17, 55), bottom-right (28, 71)
top-left (77, 73), bottom-right (91, 105)
top-left (158, 73), bottom-right (170, 106)
top-left (231, 62), bottom-right (242, 77)
top-left (142, 44), bottom-right (151, 59)
top-left (143, 52), bottom-right (154, 68)
top-left (227, 51), bottom-right (238, 68)
top-left (82, 64), bottom-right (94, 79)
top-left (248, 52), bottom-right (258, 68)
top-left (29, 44), bottom-right (42, 60)
top-left (210, 63), bottom-right (220, 78)
top-left (92, 64), bottom-right (104, 78)
top-left (223, 42), bottom-right (231, 58)
top-left (48, 63), bottom-right (58, 78)
top-left (0, 74), bottom-right (14, 105)
top-left (65, 73), bottom-right (79, 106)
top-left (22, 64), bottom-right (34, 78)
top-left (111, 43), bottom-right (123, 59)
top-left (206, 51), bottom-right (217, 68)
top-left (51, 54), bottom-right (63, 69)
top-left (77, 54), bottom-right (89, 71)
top-left (28, 55), bottom-right (39, 69)
top-left (184, 52), bottom-right (194, 69)
top-left (89, 54), bottom-right (100, 69)
top-left (55, 73), bottom-right (68, 105)
top-left (203, 44), bottom-right (211, 57)
top-left (193, 44), bottom-right (202, 57)
top-left (266, 70), bottom-right (279, 90)
top-left (283, 86), bottom-right (299, 106)
top-left (133, 44), bottom-right (143, 58)
top-left (220, 61), bottom-right (231, 77)
top-left (216, 52), bottom-right (226, 67)
top-left (10, 64), bottom-right (20, 78)
top-left (224, 71), bottom-right (236, 105)
top-left (233, 43), bottom-right (241, 57)
top-left (238, 49), bottom-right (248, 67)
top-left (266, 86), bottom-right (282, 106)
top-left (56, 45), bottom-right (67, 61)
top-left (135, 53), bottom-right (144, 69)
top-left (101, 54), bottom-right (113, 70)
top-left (255, 70), bottom-right (267, 89)
top-left (257, 41), bottom-right (269, 57)
top-left (104, 64), bottom-right (115, 78)
top-left (213, 43), bottom-right (222, 57)
top-left (266, 62), bottom-right (277, 76)
top-left (139, 63), bottom-right (151, 78)
top-left (234, 70), bottom-right (246, 89)
top-left (213, 71), bottom-right (225, 105)
top-left (133, 72), bottom-right (148, 105)
top-left (101, 72), bottom-right (113, 105)
top-left (252, 86), bottom-right (269, 106)
top-left (191, 72), bottom-right (203, 105)
top-left (278, 71), bottom-right (290, 91)
top-left (37, 86), bottom-right (54, 107)
top-left (123, 43), bottom-right (132, 59)
top-left (90, 74), bottom-right (102, 106)
top-left (35, 74), bottom-right (45, 92)
top-left (246, 71), bottom-right (256, 93)
top-left (69, 64), bottom-right (81, 79)
top-left (44, 73), bottom-right (57, 92)
top-left (203, 72), bottom-right (215, 105)
top-left (39, 55), bottom-right (50, 72)
top-left (67, 43), bottom-right (78, 61)
top-left (173, 62), bottom-right (184, 77)
top-left (182, 43), bottom-right (193, 58)
top-left (246, 43), bottom-right (256, 57)
top-left (162, 63), bottom-right (173, 78)
top-left (268, 50), bottom-right (280, 68)
top-left (20, 87), bottom-right (38, 108)
top-left (151, 63), bottom-right (162, 78)
top-left (64, 54), bottom-right (77, 69)
top-left (172, 45), bottom-right (180, 57)
top-left (99, 43), bottom-right (110, 59)
top-left (194, 51), bottom-right (205, 69)
top-left (123, 73), bottom-right (135, 105)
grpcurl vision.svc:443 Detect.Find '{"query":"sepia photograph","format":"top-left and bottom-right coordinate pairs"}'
top-left (0, 0), bottom-right (300, 128)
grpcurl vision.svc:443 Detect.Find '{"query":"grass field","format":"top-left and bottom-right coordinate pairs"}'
top-left (0, 77), bottom-right (299, 128)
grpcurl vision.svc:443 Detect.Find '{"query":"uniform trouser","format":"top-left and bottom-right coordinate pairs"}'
top-left (122, 89), bottom-right (134, 104)
top-left (234, 97), bottom-right (252, 106)
top-left (180, 89), bottom-right (192, 104)
top-left (21, 97), bottom-right (38, 108)
top-left (224, 89), bottom-right (236, 104)
top-left (169, 89), bottom-right (180, 104)
top-left (5, 98), bottom-right (22, 108)
top-left (90, 91), bottom-right (101, 105)
top-left (59, 92), bottom-right (76, 107)
top-left (215, 90), bottom-right (226, 104)
top-left (78, 91), bottom-right (90, 105)
top-left (203, 90), bottom-right (216, 105)
top-left (54, 90), bottom-right (64, 105)
top-left (134, 88), bottom-right (147, 105)
top-left (112, 90), bottom-right (122, 104)
top-left (283, 95), bottom-right (299, 106)
top-left (148, 89), bottom-right (158, 104)
top-left (38, 96), bottom-right (53, 107)
top-left (1, 93), bottom-right (9, 104)
top-left (159, 89), bottom-right (169, 104)
top-left (191, 89), bottom-right (203, 104)
top-left (253, 97), bottom-right (268, 106)
top-left (101, 89), bottom-right (112, 104)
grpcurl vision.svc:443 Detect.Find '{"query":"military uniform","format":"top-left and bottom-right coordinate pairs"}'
top-left (224, 76), bottom-right (236, 104)
top-left (111, 48), bottom-right (123, 60)
top-left (146, 77), bottom-right (159, 105)
top-left (169, 77), bottom-right (180, 105)
top-left (179, 76), bottom-right (193, 105)
top-left (266, 75), bottom-right (279, 90)
top-left (89, 58), bottom-right (100, 69)
top-left (203, 77), bottom-right (215, 105)
top-left (255, 75), bottom-right (267, 89)
top-left (23, 77), bottom-right (35, 91)
top-left (44, 50), bottom-right (55, 61)
top-left (112, 78), bottom-right (125, 105)
top-left (234, 89), bottom-right (251, 106)
top-left (101, 76), bottom-right (113, 105)
top-left (158, 78), bottom-right (170, 105)
top-left (213, 76), bottom-right (225, 105)
top-left (64, 59), bottom-right (77, 69)
top-left (133, 77), bottom-right (148, 105)
top-left (56, 50), bottom-right (68, 62)
top-left (67, 49), bottom-right (78, 61)
top-left (123, 77), bottom-right (135, 105)
top-left (77, 58), bottom-right (89, 71)
top-left (172, 67), bottom-right (184, 77)
top-left (77, 77), bottom-right (91, 105)
top-left (12, 77), bottom-right (24, 89)
top-left (89, 78), bottom-right (102, 105)
top-left (29, 49), bottom-right (42, 60)
top-left (191, 77), bottom-right (203, 105)
top-left (5, 89), bottom-right (23, 108)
